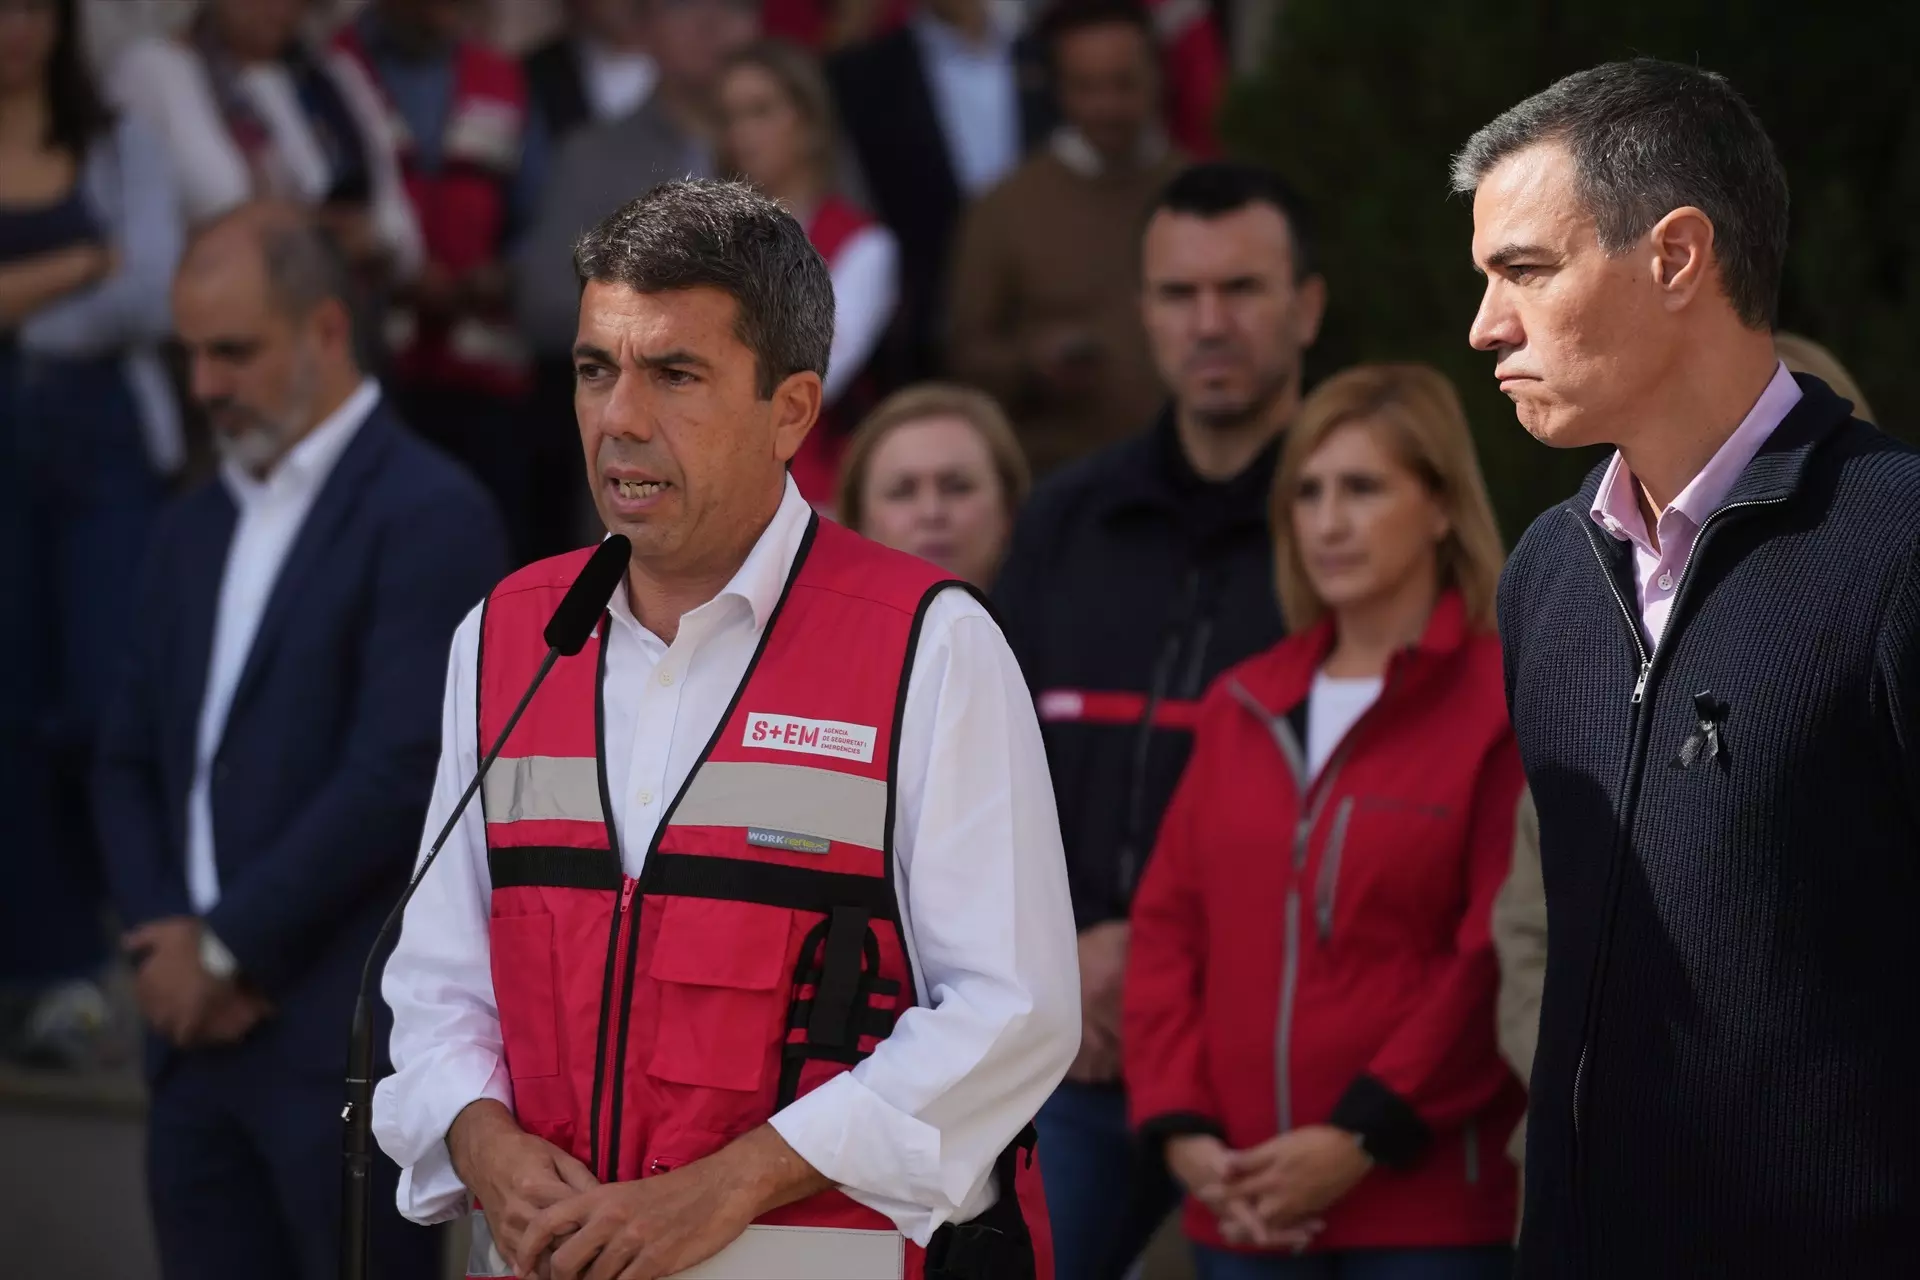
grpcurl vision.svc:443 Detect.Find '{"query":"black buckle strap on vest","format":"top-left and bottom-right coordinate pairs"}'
top-left (776, 911), bottom-right (901, 1108)
top-left (809, 906), bottom-right (871, 1049)
top-left (923, 1124), bottom-right (1039, 1280)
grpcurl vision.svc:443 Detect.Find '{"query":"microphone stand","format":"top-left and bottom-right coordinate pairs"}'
top-left (340, 647), bottom-right (558, 1280)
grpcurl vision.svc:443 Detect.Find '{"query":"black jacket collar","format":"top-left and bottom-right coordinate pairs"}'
top-left (1099, 407), bottom-right (1280, 533)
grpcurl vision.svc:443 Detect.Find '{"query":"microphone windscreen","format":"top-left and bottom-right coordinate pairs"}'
top-left (543, 535), bottom-right (631, 655)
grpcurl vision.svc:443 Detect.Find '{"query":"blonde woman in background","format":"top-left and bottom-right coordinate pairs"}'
top-left (837, 382), bottom-right (1030, 590)
top-left (1125, 363), bottom-right (1526, 1279)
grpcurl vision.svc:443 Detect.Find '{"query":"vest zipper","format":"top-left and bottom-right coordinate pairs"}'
top-left (603, 877), bottom-right (647, 1182)
top-left (591, 875), bottom-right (638, 1181)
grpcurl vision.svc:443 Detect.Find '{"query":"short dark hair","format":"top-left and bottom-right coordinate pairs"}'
top-left (1149, 162), bottom-right (1319, 280)
top-left (1037, 0), bottom-right (1155, 61)
top-left (259, 218), bottom-right (357, 324)
top-left (573, 180), bottom-right (834, 399)
top-left (186, 201), bottom-right (362, 338)
top-left (1451, 58), bottom-right (1789, 329)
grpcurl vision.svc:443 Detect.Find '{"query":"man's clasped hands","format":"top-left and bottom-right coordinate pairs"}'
top-left (448, 1099), bottom-right (829, 1280)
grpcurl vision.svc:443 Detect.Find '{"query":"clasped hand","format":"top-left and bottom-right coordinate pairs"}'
top-left (1166, 1125), bottom-right (1373, 1251)
top-left (449, 1103), bottom-right (820, 1280)
top-left (123, 917), bottom-right (272, 1048)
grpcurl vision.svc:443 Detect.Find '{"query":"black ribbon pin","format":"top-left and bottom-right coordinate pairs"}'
top-left (1674, 690), bottom-right (1730, 770)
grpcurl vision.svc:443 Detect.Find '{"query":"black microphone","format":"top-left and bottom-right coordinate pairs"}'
top-left (340, 535), bottom-right (629, 1280)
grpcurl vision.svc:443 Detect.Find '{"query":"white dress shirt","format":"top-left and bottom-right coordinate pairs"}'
top-left (186, 380), bottom-right (382, 912)
top-left (112, 39), bottom-right (424, 279)
top-left (911, 14), bottom-right (1022, 197)
top-left (578, 38), bottom-right (658, 123)
top-left (824, 223), bottom-right (899, 405)
top-left (374, 478), bottom-right (1080, 1243)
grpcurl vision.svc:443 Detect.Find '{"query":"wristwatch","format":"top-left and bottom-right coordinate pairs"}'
top-left (199, 927), bottom-right (240, 981)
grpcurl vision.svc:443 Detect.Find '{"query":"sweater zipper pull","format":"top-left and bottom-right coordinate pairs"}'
top-left (1631, 660), bottom-right (1651, 705)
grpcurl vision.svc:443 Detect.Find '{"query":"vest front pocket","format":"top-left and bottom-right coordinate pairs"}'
top-left (646, 896), bottom-right (793, 1093)
top-left (488, 912), bottom-right (563, 1082)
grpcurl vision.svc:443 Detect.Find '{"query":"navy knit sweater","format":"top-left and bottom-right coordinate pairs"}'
top-left (1499, 375), bottom-right (1920, 1278)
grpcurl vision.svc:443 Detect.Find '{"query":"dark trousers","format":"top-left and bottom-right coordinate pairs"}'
top-left (147, 1044), bottom-right (440, 1280)
top-left (0, 345), bottom-right (164, 988)
top-left (1034, 1080), bottom-right (1181, 1280)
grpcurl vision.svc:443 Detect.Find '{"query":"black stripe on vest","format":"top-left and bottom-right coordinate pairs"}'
top-left (488, 845), bottom-right (622, 891)
top-left (639, 852), bottom-right (897, 917)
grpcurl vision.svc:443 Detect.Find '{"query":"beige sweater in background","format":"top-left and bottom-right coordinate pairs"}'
top-left (947, 146), bottom-right (1184, 477)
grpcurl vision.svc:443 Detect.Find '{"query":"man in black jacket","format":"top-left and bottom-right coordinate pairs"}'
top-left (1459, 60), bottom-right (1920, 1276)
top-left (994, 161), bottom-right (1325, 1280)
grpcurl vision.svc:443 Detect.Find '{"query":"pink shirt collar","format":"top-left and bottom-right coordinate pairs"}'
top-left (1590, 361), bottom-right (1803, 553)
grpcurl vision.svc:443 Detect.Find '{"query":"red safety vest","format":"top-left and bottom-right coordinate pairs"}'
top-left (333, 26), bottom-right (531, 397)
top-left (468, 516), bottom-right (1052, 1280)
top-left (791, 197), bottom-right (882, 513)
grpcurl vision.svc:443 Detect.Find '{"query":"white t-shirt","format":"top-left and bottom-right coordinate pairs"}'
top-left (1306, 670), bottom-right (1384, 779)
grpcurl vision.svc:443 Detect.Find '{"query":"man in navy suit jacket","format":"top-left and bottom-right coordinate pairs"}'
top-left (95, 203), bottom-right (507, 1280)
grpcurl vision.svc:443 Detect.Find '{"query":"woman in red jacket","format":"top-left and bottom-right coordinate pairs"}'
top-left (1123, 363), bottom-right (1525, 1279)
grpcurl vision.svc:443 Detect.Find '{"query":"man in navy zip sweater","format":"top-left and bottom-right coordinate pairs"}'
top-left (1456, 60), bottom-right (1920, 1276)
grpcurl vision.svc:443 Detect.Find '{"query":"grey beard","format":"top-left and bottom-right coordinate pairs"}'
top-left (213, 346), bottom-right (322, 476)
top-left (214, 422), bottom-right (289, 474)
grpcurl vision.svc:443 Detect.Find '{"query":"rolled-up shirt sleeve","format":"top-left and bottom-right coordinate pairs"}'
top-left (372, 606), bottom-right (511, 1224)
top-left (769, 590), bottom-right (1081, 1244)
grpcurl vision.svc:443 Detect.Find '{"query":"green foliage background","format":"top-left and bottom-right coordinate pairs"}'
top-left (1224, 0), bottom-right (1920, 541)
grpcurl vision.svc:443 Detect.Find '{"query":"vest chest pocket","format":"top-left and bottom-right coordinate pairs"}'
top-left (647, 897), bottom-right (794, 1094)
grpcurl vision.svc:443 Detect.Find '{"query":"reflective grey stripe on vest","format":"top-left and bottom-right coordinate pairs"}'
top-left (671, 1225), bottom-right (904, 1279)
top-left (471, 1219), bottom-right (904, 1280)
top-left (670, 761), bottom-right (889, 851)
top-left (482, 755), bottom-right (604, 825)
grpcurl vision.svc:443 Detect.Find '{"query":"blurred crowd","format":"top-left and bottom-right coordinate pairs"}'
top-left (0, 1), bottom-right (1893, 1278)
top-left (0, 0), bottom-right (1227, 1058)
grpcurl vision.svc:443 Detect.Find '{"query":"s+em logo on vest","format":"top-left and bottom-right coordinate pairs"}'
top-left (744, 713), bottom-right (878, 764)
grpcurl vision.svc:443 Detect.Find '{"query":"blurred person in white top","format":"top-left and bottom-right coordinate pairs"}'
top-left (111, 0), bottom-right (422, 281)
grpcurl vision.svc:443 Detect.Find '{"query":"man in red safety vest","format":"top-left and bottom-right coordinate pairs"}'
top-left (373, 178), bottom-right (1080, 1280)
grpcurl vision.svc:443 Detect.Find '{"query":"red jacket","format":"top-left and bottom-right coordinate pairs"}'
top-left (1123, 590), bottom-right (1525, 1253)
